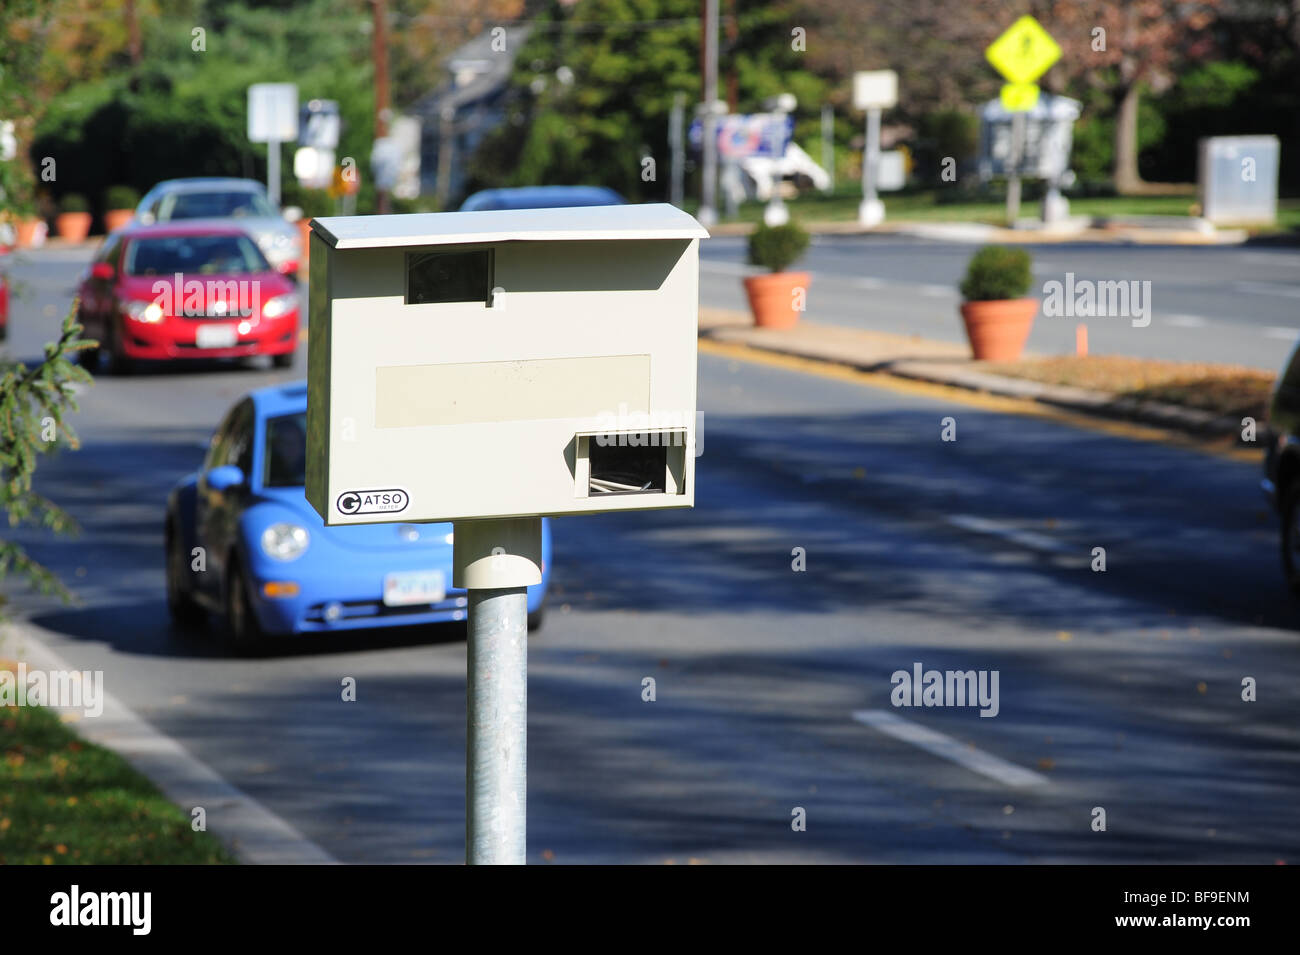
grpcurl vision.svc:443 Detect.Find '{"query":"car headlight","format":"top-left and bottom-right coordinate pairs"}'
top-left (261, 522), bottom-right (309, 561)
top-left (261, 292), bottom-right (299, 319)
top-left (124, 300), bottom-right (164, 323)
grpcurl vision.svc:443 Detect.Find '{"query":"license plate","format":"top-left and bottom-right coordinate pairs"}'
top-left (195, 324), bottom-right (238, 349)
top-left (383, 570), bottom-right (445, 607)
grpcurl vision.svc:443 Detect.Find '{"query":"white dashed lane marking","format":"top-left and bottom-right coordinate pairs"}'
top-left (853, 709), bottom-right (1051, 789)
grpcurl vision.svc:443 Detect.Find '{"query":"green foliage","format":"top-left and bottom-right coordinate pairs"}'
top-left (31, 0), bottom-right (375, 211)
top-left (103, 184), bottom-right (140, 210)
top-left (0, 699), bottom-right (236, 864)
top-left (0, 309), bottom-right (96, 610)
top-left (471, 0), bottom-right (829, 203)
top-left (58, 193), bottom-right (89, 214)
top-left (913, 109), bottom-right (979, 181)
top-left (959, 245), bottom-right (1033, 302)
top-left (747, 221), bottom-right (810, 273)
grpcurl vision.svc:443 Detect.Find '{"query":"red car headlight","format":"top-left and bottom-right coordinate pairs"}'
top-left (261, 292), bottom-right (299, 319)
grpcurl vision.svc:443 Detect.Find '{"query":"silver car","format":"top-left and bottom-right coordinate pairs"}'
top-left (134, 178), bottom-right (302, 272)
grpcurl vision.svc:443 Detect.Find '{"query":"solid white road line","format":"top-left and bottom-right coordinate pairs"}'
top-left (7, 625), bottom-right (340, 864)
top-left (1235, 281), bottom-right (1300, 299)
top-left (1262, 327), bottom-right (1300, 341)
top-left (852, 709), bottom-right (1050, 788)
top-left (1164, 314), bottom-right (1208, 328)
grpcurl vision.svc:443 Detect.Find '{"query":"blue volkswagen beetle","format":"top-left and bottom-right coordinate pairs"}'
top-left (165, 381), bottom-right (551, 650)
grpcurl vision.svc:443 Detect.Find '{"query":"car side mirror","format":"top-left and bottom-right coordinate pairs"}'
top-left (90, 262), bottom-right (114, 281)
top-left (206, 465), bottom-right (245, 492)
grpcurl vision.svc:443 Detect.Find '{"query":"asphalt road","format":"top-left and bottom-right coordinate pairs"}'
top-left (3, 246), bottom-right (1299, 863)
top-left (701, 235), bottom-right (1300, 370)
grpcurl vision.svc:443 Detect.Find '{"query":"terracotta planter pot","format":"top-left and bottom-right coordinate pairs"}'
top-left (55, 211), bottom-right (92, 243)
top-left (743, 271), bottom-right (810, 329)
top-left (959, 297), bottom-right (1038, 361)
top-left (15, 217), bottom-right (43, 248)
top-left (104, 209), bottom-right (134, 233)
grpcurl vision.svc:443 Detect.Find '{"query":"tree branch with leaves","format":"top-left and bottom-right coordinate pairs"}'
top-left (0, 310), bottom-right (96, 611)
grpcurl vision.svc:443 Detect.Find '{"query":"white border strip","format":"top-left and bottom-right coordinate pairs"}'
top-left (853, 709), bottom-right (1050, 789)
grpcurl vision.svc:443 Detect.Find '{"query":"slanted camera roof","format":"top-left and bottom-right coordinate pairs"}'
top-left (310, 202), bottom-right (709, 250)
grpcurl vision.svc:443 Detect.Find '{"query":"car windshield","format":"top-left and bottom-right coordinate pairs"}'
top-left (124, 234), bottom-right (269, 276)
top-left (264, 412), bottom-right (307, 488)
top-left (161, 190), bottom-right (278, 221)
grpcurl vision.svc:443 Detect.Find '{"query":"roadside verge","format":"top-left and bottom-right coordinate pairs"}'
top-left (1, 622), bottom-right (339, 865)
top-left (699, 307), bottom-right (1270, 447)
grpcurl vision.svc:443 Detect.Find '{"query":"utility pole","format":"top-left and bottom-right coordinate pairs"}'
top-left (670, 93), bottom-right (685, 208)
top-left (698, 0), bottom-right (719, 227)
top-left (124, 0), bottom-right (142, 66)
top-left (371, 0), bottom-right (391, 215)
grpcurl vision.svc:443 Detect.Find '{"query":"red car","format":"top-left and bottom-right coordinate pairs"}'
top-left (76, 223), bottom-right (300, 373)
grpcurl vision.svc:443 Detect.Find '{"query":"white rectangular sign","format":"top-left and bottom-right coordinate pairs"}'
top-left (248, 83), bottom-right (298, 143)
top-left (853, 70), bottom-right (898, 111)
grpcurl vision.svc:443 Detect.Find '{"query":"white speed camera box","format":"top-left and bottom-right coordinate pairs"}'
top-left (305, 204), bottom-right (707, 526)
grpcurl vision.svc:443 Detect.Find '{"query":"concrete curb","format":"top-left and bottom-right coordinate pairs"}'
top-left (2, 623), bottom-right (340, 865)
top-left (700, 319), bottom-right (1247, 439)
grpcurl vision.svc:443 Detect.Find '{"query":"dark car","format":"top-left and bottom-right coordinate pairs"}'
top-left (459, 185), bottom-right (625, 212)
top-left (1264, 340), bottom-right (1300, 590)
top-left (75, 222), bottom-right (299, 373)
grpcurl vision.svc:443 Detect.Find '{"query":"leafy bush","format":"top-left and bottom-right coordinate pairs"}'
top-left (59, 193), bottom-right (89, 213)
top-left (747, 222), bottom-right (810, 273)
top-left (960, 245), bottom-right (1033, 302)
top-left (103, 184), bottom-right (139, 209)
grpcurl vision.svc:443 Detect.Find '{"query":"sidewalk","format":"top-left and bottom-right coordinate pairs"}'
top-left (706, 218), bottom-right (1250, 245)
top-left (699, 307), bottom-right (1249, 438)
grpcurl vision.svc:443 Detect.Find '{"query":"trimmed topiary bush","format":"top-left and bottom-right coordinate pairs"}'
top-left (104, 185), bottom-right (140, 209)
top-left (747, 221), bottom-right (810, 273)
top-left (59, 193), bottom-right (90, 214)
top-left (959, 244), bottom-right (1033, 301)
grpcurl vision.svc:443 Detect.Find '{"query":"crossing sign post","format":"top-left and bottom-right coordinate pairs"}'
top-left (985, 16), bottom-right (1062, 224)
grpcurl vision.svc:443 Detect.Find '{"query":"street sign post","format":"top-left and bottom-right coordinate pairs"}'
top-left (304, 204), bottom-right (707, 864)
top-left (985, 16), bottom-right (1061, 225)
top-left (852, 70), bottom-right (898, 227)
top-left (248, 83), bottom-right (298, 208)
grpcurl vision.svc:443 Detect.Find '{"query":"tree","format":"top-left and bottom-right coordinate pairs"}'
top-left (0, 315), bottom-right (96, 612)
top-left (1, 0), bottom-right (97, 614)
top-left (1040, 0), bottom-right (1221, 194)
top-left (470, 0), bottom-right (829, 202)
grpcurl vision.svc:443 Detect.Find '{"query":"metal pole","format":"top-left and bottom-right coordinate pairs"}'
top-left (454, 515), bottom-right (541, 866)
top-left (466, 586), bottom-right (528, 865)
top-left (821, 104), bottom-right (834, 193)
top-left (1007, 111), bottom-right (1024, 225)
top-left (670, 93), bottom-right (685, 208)
top-left (858, 107), bottom-right (883, 226)
top-left (698, 0), bottom-right (719, 226)
top-left (267, 138), bottom-right (280, 207)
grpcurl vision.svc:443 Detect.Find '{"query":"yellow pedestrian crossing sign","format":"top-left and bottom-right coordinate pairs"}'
top-left (986, 15), bottom-right (1061, 84)
top-left (1000, 82), bottom-right (1040, 112)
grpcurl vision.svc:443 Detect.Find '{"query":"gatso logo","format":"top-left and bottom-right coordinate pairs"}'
top-left (336, 488), bottom-right (409, 516)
